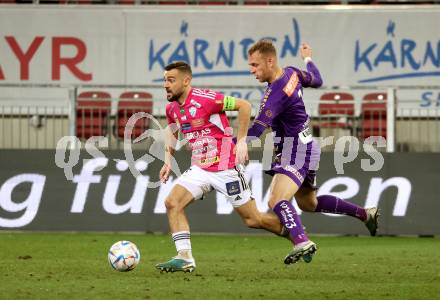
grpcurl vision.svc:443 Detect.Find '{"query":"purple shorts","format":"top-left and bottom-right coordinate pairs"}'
top-left (265, 139), bottom-right (321, 189)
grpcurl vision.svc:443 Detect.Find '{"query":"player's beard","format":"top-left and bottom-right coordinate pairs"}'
top-left (166, 89), bottom-right (184, 103)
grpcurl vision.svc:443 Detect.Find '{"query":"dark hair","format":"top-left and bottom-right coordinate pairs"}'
top-left (248, 39), bottom-right (277, 57)
top-left (164, 61), bottom-right (192, 76)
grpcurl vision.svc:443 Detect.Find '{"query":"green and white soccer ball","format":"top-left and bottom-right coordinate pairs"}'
top-left (108, 240), bottom-right (140, 272)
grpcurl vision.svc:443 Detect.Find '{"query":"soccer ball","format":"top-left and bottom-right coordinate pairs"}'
top-left (108, 240), bottom-right (140, 272)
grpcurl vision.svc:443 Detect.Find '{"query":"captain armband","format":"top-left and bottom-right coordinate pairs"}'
top-left (223, 96), bottom-right (236, 111)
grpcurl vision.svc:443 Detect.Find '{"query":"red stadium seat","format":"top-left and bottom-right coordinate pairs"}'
top-left (115, 91), bottom-right (153, 140)
top-left (76, 91), bottom-right (111, 139)
top-left (318, 92), bottom-right (355, 129)
top-left (360, 92), bottom-right (387, 140)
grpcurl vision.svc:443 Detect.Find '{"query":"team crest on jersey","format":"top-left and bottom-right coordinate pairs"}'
top-left (265, 110), bottom-right (273, 118)
top-left (189, 107), bottom-right (197, 117)
top-left (283, 72), bottom-right (299, 97)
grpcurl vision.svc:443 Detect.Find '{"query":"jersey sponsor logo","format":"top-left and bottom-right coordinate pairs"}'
top-left (299, 126), bottom-right (312, 144)
top-left (280, 202), bottom-right (297, 228)
top-left (283, 72), bottom-right (299, 97)
top-left (182, 123), bottom-right (191, 131)
top-left (191, 118), bottom-right (205, 128)
top-left (189, 106), bottom-right (197, 117)
top-left (198, 155), bottom-right (220, 166)
top-left (190, 99), bottom-right (202, 108)
top-left (181, 115), bottom-right (187, 121)
top-left (184, 128), bottom-right (211, 140)
top-left (284, 165), bottom-right (304, 182)
top-left (225, 180), bottom-right (241, 196)
top-left (192, 143), bottom-right (217, 155)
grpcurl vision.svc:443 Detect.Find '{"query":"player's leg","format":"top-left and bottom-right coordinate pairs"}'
top-left (156, 166), bottom-right (209, 273)
top-left (295, 172), bottom-right (380, 236)
top-left (165, 184), bottom-right (195, 261)
top-left (156, 184), bottom-right (197, 273)
top-left (234, 198), bottom-right (286, 236)
top-left (165, 184), bottom-right (194, 233)
top-left (268, 173), bottom-right (317, 264)
top-left (217, 165), bottom-right (288, 237)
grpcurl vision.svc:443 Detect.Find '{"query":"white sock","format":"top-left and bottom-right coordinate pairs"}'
top-left (172, 231), bottom-right (193, 260)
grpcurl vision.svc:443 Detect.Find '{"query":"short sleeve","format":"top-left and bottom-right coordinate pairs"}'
top-left (206, 90), bottom-right (225, 114)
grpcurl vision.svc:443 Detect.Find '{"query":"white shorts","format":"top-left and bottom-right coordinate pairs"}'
top-left (174, 164), bottom-right (252, 208)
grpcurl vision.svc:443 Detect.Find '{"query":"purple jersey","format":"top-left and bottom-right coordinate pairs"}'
top-left (248, 61), bottom-right (323, 187)
top-left (253, 62), bottom-right (322, 143)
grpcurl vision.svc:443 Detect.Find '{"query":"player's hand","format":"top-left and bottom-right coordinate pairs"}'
top-left (159, 164), bottom-right (171, 183)
top-left (300, 43), bottom-right (313, 60)
top-left (235, 139), bottom-right (249, 165)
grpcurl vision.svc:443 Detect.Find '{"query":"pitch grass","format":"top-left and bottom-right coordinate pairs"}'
top-left (1, 233), bottom-right (439, 300)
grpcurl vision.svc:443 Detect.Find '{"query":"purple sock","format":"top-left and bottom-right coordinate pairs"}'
top-left (273, 200), bottom-right (308, 245)
top-left (316, 195), bottom-right (367, 221)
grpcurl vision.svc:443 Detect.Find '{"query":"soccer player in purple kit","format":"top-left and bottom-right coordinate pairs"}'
top-left (245, 40), bottom-right (380, 265)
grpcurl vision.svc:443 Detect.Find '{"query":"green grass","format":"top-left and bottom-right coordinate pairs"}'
top-left (1, 233), bottom-right (439, 300)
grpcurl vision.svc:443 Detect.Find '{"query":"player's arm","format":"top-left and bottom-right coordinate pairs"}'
top-left (223, 96), bottom-right (251, 164)
top-left (164, 124), bottom-right (178, 165)
top-left (223, 96), bottom-right (251, 144)
top-left (161, 107), bottom-right (180, 183)
top-left (245, 93), bottom-right (281, 142)
top-left (298, 43), bottom-right (323, 88)
top-left (160, 124), bottom-right (178, 183)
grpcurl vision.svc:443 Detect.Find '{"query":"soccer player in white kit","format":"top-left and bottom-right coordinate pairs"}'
top-left (155, 61), bottom-right (286, 273)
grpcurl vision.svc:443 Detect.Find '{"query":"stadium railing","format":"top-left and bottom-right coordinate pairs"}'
top-left (0, 84), bottom-right (439, 152)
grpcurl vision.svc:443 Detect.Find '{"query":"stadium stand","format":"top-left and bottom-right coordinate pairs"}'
top-left (76, 91), bottom-right (112, 140)
top-left (115, 91), bottom-right (153, 140)
top-left (360, 93), bottom-right (387, 139)
top-left (315, 92), bottom-right (356, 137)
top-left (359, 92), bottom-right (387, 140)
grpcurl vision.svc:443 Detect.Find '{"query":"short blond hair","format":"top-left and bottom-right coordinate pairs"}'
top-left (248, 39), bottom-right (277, 57)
